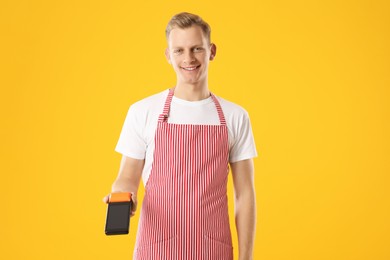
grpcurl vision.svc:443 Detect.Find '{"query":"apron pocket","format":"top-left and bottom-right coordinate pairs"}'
top-left (134, 236), bottom-right (177, 259)
top-left (202, 235), bottom-right (233, 259)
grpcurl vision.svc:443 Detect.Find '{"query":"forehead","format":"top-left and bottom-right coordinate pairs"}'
top-left (168, 26), bottom-right (208, 48)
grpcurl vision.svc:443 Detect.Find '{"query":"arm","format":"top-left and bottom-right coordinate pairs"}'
top-left (103, 155), bottom-right (145, 216)
top-left (230, 158), bottom-right (256, 260)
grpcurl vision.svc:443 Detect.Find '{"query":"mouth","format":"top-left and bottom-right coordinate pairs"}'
top-left (181, 65), bottom-right (201, 71)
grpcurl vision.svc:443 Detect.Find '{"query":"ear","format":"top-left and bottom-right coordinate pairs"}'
top-left (209, 43), bottom-right (217, 61)
top-left (165, 48), bottom-right (171, 64)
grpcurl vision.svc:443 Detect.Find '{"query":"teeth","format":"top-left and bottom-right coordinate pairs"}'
top-left (182, 66), bottom-right (198, 71)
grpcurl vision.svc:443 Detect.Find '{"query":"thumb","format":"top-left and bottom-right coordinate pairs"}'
top-left (102, 194), bottom-right (110, 204)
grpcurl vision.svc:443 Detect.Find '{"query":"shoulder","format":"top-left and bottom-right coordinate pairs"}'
top-left (129, 89), bottom-right (169, 113)
top-left (213, 94), bottom-right (251, 122)
top-left (123, 89), bottom-right (169, 127)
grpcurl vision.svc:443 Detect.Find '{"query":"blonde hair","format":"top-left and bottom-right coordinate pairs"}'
top-left (165, 12), bottom-right (211, 44)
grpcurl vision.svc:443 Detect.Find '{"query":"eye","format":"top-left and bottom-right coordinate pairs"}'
top-left (194, 47), bottom-right (203, 52)
top-left (173, 49), bottom-right (183, 54)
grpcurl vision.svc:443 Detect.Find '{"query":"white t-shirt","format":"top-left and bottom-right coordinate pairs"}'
top-left (115, 89), bottom-right (257, 185)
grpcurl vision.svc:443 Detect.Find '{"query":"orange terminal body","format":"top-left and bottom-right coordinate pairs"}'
top-left (109, 192), bottom-right (132, 203)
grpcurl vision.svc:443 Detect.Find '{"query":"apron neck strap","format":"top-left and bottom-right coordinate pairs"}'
top-left (158, 88), bottom-right (226, 126)
top-left (158, 88), bottom-right (175, 122)
top-left (210, 93), bottom-right (226, 126)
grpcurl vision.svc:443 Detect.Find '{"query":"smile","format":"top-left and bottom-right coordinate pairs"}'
top-left (181, 65), bottom-right (200, 71)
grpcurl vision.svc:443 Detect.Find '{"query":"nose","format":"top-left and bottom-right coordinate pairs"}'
top-left (183, 50), bottom-right (195, 64)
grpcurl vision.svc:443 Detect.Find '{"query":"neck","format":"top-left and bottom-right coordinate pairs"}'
top-left (174, 82), bottom-right (210, 101)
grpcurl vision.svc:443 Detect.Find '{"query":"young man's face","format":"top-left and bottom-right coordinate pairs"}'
top-left (165, 25), bottom-right (216, 87)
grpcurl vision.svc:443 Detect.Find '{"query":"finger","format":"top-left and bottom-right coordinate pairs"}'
top-left (130, 192), bottom-right (138, 216)
top-left (130, 204), bottom-right (137, 217)
top-left (130, 192), bottom-right (137, 203)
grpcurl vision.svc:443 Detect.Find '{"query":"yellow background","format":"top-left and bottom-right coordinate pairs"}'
top-left (1, 0), bottom-right (389, 259)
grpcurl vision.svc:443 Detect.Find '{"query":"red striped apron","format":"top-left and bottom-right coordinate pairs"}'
top-left (134, 88), bottom-right (233, 260)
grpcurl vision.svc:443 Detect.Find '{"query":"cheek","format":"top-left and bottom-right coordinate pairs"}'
top-left (171, 61), bottom-right (183, 73)
top-left (171, 56), bottom-right (181, 66)
top-left (197, 53), bottom-right (209, 62)
top-left (172, 60), bottom-right (181, 70)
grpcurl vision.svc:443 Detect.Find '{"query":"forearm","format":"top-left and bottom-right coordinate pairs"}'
top-left (111, 155), bottom-right (144, 194)
top-left (235, 187), bottom-right (256, 260)
top-left (111, 175), bottom-right (139, 193)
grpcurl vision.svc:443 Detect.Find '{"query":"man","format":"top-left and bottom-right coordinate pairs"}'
top-left (104, 12), bottom-right (257, 260)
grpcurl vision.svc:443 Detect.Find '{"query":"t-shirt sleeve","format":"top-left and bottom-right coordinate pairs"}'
top-left (115, 105), bottom-right (147, 160)
top-left (229, 110), bottom-right (258, 163)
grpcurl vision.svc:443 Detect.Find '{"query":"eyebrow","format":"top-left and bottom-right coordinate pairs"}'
top-left (171, 44), bottom-right (205, 49)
